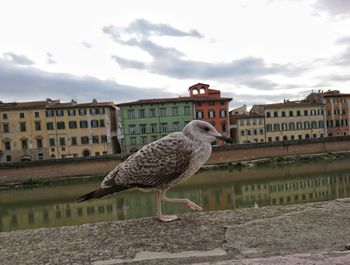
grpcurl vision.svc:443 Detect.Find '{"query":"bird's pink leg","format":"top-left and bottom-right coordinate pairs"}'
top-left (162, 191), bottom-right (203, 211)
top-left (156, 191), bottom-right (178, 222)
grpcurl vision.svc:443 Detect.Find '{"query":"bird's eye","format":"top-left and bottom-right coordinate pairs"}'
top-left (204, 126), bottom-right (210, 132)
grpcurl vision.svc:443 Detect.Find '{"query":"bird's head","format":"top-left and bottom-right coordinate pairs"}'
top-left (183, 120), bottom-right (234, 144)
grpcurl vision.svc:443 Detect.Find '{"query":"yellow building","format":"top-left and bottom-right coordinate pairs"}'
top-left (0, 99), bottom-right (119, 163)
top-left (235, 112), bottom-right (265, 144)
top-left (252, 101), bottom-right (326, 142)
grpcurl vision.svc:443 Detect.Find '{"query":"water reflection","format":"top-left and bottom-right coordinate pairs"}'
top-left (1, 159), bottom-right (350, 232)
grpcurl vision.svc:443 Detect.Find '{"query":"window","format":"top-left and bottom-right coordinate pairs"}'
top-left (252, 119), bottom-right (257, 125)
top-left (296, 122), bottom-right (302, 129)
top-left (80, 120), bottom-right (88, 128)
top-left (92, 135), bottom-right (99, 143)
top-left (68, 109), bottom-right (76, 116)
top-left (19, 112), bottom-right (24, 118)
top-left (140, 124), bottom-right (147, 134)
top-left (241, 130), bottom-right (245, 136)
top-left (266, 124), bottom-right (272, 131)
top-left (318, 120), bottom-right (324, 128)
top-left (311, 121), bottom-right (317, 128)
top-left (2, 113), bottom-right (8, 119)
top-left (127, 109), bottom-right (135, 119)
top-left (149, 109), bottom-right (156, 117)
top-left (160, 108), bottom-right (166, 117)
top-left (273, 123), bottom-right (280, 131)
top-left (220, 110), bottom-right (227, 118)
top-left (81, 136), bottom-right (89, 144)
top-left (3, 123), bottom-right (9, 133)
top-left (172, 107), bottom-right (178, 116)
top-left (246, 119), bottom-right (251, 125)
top-left (139, 109), bottom-right (145, 118)
top-left (274, 111), bottom-right (278, 117)
top-left (141, 136), bottom-right (147, 144)
top-left (239, 119), bottom-right (245, 126)
top-left (208, 110), bottom-right (215, 118)
top-left (289, 122), bottom-right (295, 130)
top-left (91, 120), bottom-right (99, 128)
top-left (20, 122), bottom-right (26, 132)
top-left (173, 122), bottom-right (179, 131)
top-left (297, 111), bottom-right (301, 116)
top-left (152, 135), bottom-right (157, 142)
top-left (101, 135), bottom-right (107, 143)
top-left (221, 123), bottom-right (227, 132)
top-left (160, 123), bottom-right (167, 133)
top-left (304, 110), bottom-right (308, 116)
top-left (268, 137), bottom-right (272, 142)
top-left (281, 123), bottom-right (287, 130)
top-left (151, 124), bottom-right (157, 133)
top-left (196, 111), bottom-right (204, 119)
top-left (71, 137), bottom-right (77, 145)
top-left (47, 110), bottom-right (55, 117)
top-left (59, 137), bottom-right (65, 146)
top-left (56, 122), bottom-right (65, 130)
top-left (49, 138), bottom-right (55, 146)
top-left (260, 128), bottom-right (264, 134)
top-left (282, 111), bottom-right (286, 117)
top-left (184, 106), bottom-right (190, 115)
top-left (304, 121), bottom-right (310, 129)
top-left (266, 112), bottom-right (271, 118)
top-left (6, 155), bottom-right (12, 162)
top-left (209, 101), bottom-right (215, 106)
top-left (79, 109), bottom-right (87, 116)
top-left (36, 138), bottom-right (43, 148)
top-left (4, 141), bottom-right (10, 150)
top-left (35, 121), bottom-right (41, 131)
top-left (56, 110), bottom-right (64, 116)
top-left (129, 125), bottom-right (136, 135)
top-left (130, 137), bottom-right (136, 145)
top-left (289, 111), bottom-right (294, 117)
top-left (69, 121), bottom-right (77, 129)
top-left (99, 119), bottom-right (105, 127)
top-left (21, 139), bottom-right (28, 149)
top-left (35, 112), bottom-right (40, 118)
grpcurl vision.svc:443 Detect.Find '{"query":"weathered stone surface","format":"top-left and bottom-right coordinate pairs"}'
top-left (0, 199), bottom-right (349, 265)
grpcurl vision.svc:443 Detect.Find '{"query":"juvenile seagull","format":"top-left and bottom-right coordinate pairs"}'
top-left (78, 120), bottom-right (233, 222)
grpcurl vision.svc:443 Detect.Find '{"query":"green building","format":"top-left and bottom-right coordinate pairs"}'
top-left (118, 98), bottom-right (195, 153)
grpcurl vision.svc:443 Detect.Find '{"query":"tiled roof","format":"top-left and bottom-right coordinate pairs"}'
top-left (117, 96), bottom-right (232, 106)
top-left (0, 99), bottom-right (115, 111)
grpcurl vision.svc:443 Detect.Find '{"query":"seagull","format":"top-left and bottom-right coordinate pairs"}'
top-left (78, 120), bottom-right (233, 222)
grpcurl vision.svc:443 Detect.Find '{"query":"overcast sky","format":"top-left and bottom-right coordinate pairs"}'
top-left (1, 0), bottom-right (350, 109)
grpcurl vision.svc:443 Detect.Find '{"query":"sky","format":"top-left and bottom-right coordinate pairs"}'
top-left (1, 0), bottom-right (350, 109)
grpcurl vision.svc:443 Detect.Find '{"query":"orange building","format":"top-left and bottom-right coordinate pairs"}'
top-left (188, 83), bottom-right (232, 145)
top-left (306, 90), bottom-right (350, 137)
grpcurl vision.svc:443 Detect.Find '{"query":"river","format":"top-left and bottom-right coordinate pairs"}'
top-left (1, 157), bottom-right (350, 232)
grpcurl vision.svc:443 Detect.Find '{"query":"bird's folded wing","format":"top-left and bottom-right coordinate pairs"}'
top-left (106, 134), bottom-right (193, 188)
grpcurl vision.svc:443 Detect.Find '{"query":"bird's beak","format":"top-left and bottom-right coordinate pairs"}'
top-left (215, 134), bottom-right (234, 144)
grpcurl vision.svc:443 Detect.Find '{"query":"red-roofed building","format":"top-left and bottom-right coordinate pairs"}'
top-left (189, 83), bottom-right (232, 145)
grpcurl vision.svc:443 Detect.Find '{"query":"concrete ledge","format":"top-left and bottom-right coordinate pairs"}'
top-left (0, 199), bottom-right (349, 265)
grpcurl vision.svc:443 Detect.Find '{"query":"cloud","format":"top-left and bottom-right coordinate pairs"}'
top-left (111, 55), bottom-right (146, 70)
top-left (81, 41), bottom-right (93, 48)
top-left (332, 36), bottom-right (350, 65)
top-left (46, 52), bottom-right (56, 64)
top-left (3, 52), bottom-right (34, 65)
top-left (103, 19), bottom-right (204, 40)
top-left (313, 0), bottom-right (350, 18)
top-left (104, 20), bottom-right (303, 89)
top-left (0, 55), bottom-right (172, 103)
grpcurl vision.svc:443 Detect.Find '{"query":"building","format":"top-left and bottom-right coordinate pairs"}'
top-left (251, 101), bottom-right (326, 142)
top-left (306, 90), bottom-right (350, 137)
top-left (231, 112), bottom-right (265, 144)
top-left (0, 99), bottom-right (119, 163)
top-left (118, 98), bottom-right (194, 153)
top-left (189, 83), bottom-right (232, 145)
top-left (118, 83), bottom-right (232, 153)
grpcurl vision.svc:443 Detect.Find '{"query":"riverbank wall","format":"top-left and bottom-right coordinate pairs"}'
top-left (0, 199), bottom-right (349, 265)
top-left (2, 136), bottom-right (350, 185)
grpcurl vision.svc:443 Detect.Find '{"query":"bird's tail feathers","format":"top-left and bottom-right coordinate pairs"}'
top-left (77, 185), bottom-right (128, 202)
